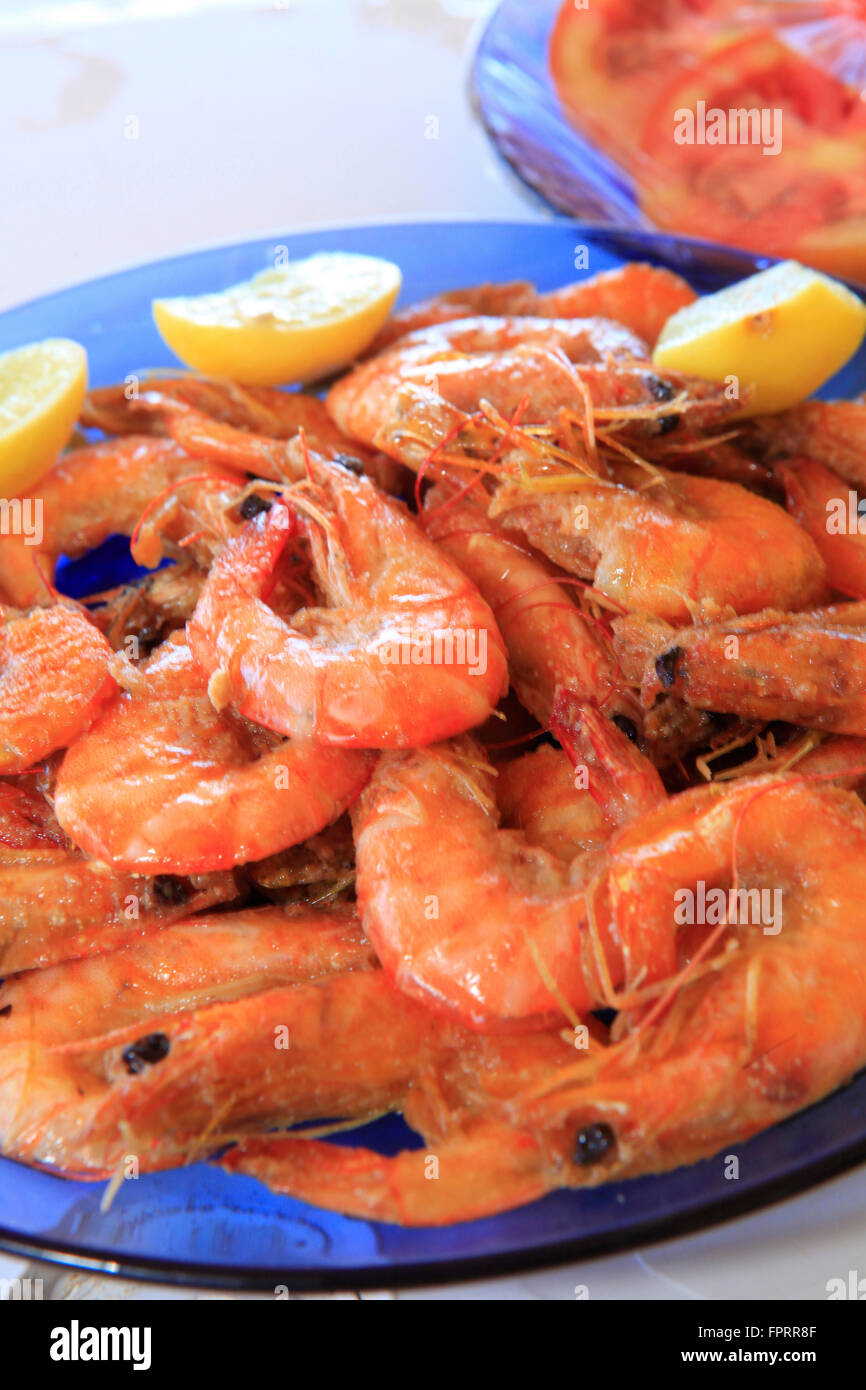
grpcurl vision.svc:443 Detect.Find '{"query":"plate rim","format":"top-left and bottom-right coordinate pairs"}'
top-left (0, 214), bottom-right (555, 323)
top-left (0, 215), bottom-right (790, 329)
top-left (2, 1129), bottom-right (866, 1291)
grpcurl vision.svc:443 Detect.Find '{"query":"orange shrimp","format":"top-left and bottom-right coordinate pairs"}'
top-left (222, 1026), bottom-right (586, 1225)
top-left (384, 314), bottom-right (648, 359)
top-left (778, 455), bottom-right (866, 598)
top-left (328, 335), bottom-right (733, 495)
top-left (82, 377), bottom-right (350, 450)
top-left (368, 263), bottom-right (695, 353)
top-left (490, 460), bottom-right (825, 624)
top-left (326, 314), bottom-right (669, 453)
top-left (495, 742), bottom-right (611, 861)
top-left (423, 482), bottom-right (641, 729)
top-left (746, 398), bottom-right (866, 491)
top-left (784, 734), bottom-right (866, 791)
top-left (223, 777), bottom-right (866, 1224)
top-left (0, 436), bottom-right (246, 607)
top-left (352, 697), bottom-right (666, 1030)
top-left (367, 279), bottom-right (537, 352)
top-left (81, 373), bottom-right (409, 494)
top-left (533, 262), bottom-right (697, 346)
top-left (0, 906), bottom-right (435, 1177)
top-left (54, 635), bottom-right (372, 873)
top-left (0, 604), bottom-right (116, 773)
top-left (614, 602), bottom-right (866, 735)
top-left (0, 780), bottom-right (238, 972)
top-left (187, 449), bottom-right (508, 748)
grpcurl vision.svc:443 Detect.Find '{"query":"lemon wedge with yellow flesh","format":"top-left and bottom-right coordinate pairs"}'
top-left (653, 260), bottom-right (866, 418)
top-left (0, 339), bottom-right (88, 498)
top-left (152, 252), bottom-right (402, 387)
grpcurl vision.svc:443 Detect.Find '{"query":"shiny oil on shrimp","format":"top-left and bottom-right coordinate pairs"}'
top-left (187, 441), bottom-right (508, 748)
top-left (224, 777), bottom-right (866, 1224)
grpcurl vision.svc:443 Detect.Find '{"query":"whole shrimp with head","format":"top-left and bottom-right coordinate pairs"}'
top-left (224, 775), bottom-right (866, 1224)
top-left (0, 905), bottom-right (430, 1175)
top-left (352, 691), bottom-right (668, 1030)
top-left (326, 299), bottom-right (823, 626)
top-left (327, 310), bottom-right (733, 470)
top-left (186, 437), bottom-right (508, 748)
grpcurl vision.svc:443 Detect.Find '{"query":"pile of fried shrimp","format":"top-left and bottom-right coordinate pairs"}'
top-left (2, 260), bottom-right (866, 1227)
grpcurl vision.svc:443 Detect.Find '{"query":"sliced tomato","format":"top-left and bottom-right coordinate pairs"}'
top-left (644, 30), bottom-right (866, 167)
top-left (637, 29), bottom-right (866, 271)
top-left (598, 0), bottom-right (720, 36)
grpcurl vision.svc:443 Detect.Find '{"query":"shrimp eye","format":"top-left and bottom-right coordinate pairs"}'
top-left (574, 1122), bottom-right (615, 1166)
top-left (645, 374), bottom-right (676, 402)
top-left (653, 412), bottom-right (680, 436)
top-left (240, 493), bottom-right (272, 520)
top-left (333, 452), bottom-right (364, 474)
top-left (122, 1032), bottom-right (171, 1075)
top-left (0, 1004), bottom-right (11, 1019)
top-left (612, 714), bottom-right (638, 743)
top-left (152, 874), bottom-right (192, 905)
top-left (655, 646), bottom-right (683, 690)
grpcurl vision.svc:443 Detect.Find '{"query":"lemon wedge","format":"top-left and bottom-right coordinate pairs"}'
top-left (0, 339), bottom-right (88, 497)
top-left (152, 252), bottom-right (402, 386)
top-left (653, 261), bottom-right (866, 417)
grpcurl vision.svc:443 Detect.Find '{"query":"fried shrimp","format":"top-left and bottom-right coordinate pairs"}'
top-left (367, 263), bottom-right (695, 352)
top-left (54, 635), bottom-right (372, 873)
top-left (490, 461), bottom-right (825, 624)
top-left (82, 377), bottom-right (352, 451)
top-left (4, 256), bottom-right (866, 1231)
top-left (532, 262), bottom-right (697, 346)
top-left (0, 906), bottom-right (429, 1175)
top-left (746, 398), bottom-right (866, 491)
top-left (352, 697), bottom-right (666, 1030)
top-left (423, 483), bottom-right (641, 729)
top-left (0, 780), bottom-right (238, 973)
top-left (614, 602), bottom-right (866, 735)
top-left (0, 435), bottom-right (246, 607)
top-left (326, 315), bottom-right (732, 460)
top-left (187, 446), bottom-right (508, 747)
top-left (778, 455), bottom-right (866, 599)
top-left (223, 779), bottom-right (866, 1224)
top-left (0, 604), bottom-right (116, 773)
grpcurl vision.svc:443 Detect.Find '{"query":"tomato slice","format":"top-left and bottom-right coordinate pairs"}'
top-left (598, 0), bottom-right (721, 37)
top-left (644, 30), bottom-right (866, 165)
top-left (637, 29), bottom-right (866, 268)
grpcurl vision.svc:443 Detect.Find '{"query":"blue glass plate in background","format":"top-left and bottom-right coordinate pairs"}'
top-left (472, 0), bottom-right (647, 227)
top-left (1, 220), bottom-right (865, 1291)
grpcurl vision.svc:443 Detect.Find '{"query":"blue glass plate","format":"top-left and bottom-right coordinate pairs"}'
top-left (473, 0), bottom-right (647, 226)
top-left (1, 221), bottom-right (865, 1291)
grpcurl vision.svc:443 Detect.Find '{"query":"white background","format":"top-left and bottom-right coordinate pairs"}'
top-left (0, 0), bottom-right (863, 1300)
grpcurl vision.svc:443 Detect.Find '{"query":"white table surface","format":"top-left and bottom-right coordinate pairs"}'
top-left (1, 0), bottom-right (863, 1301)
